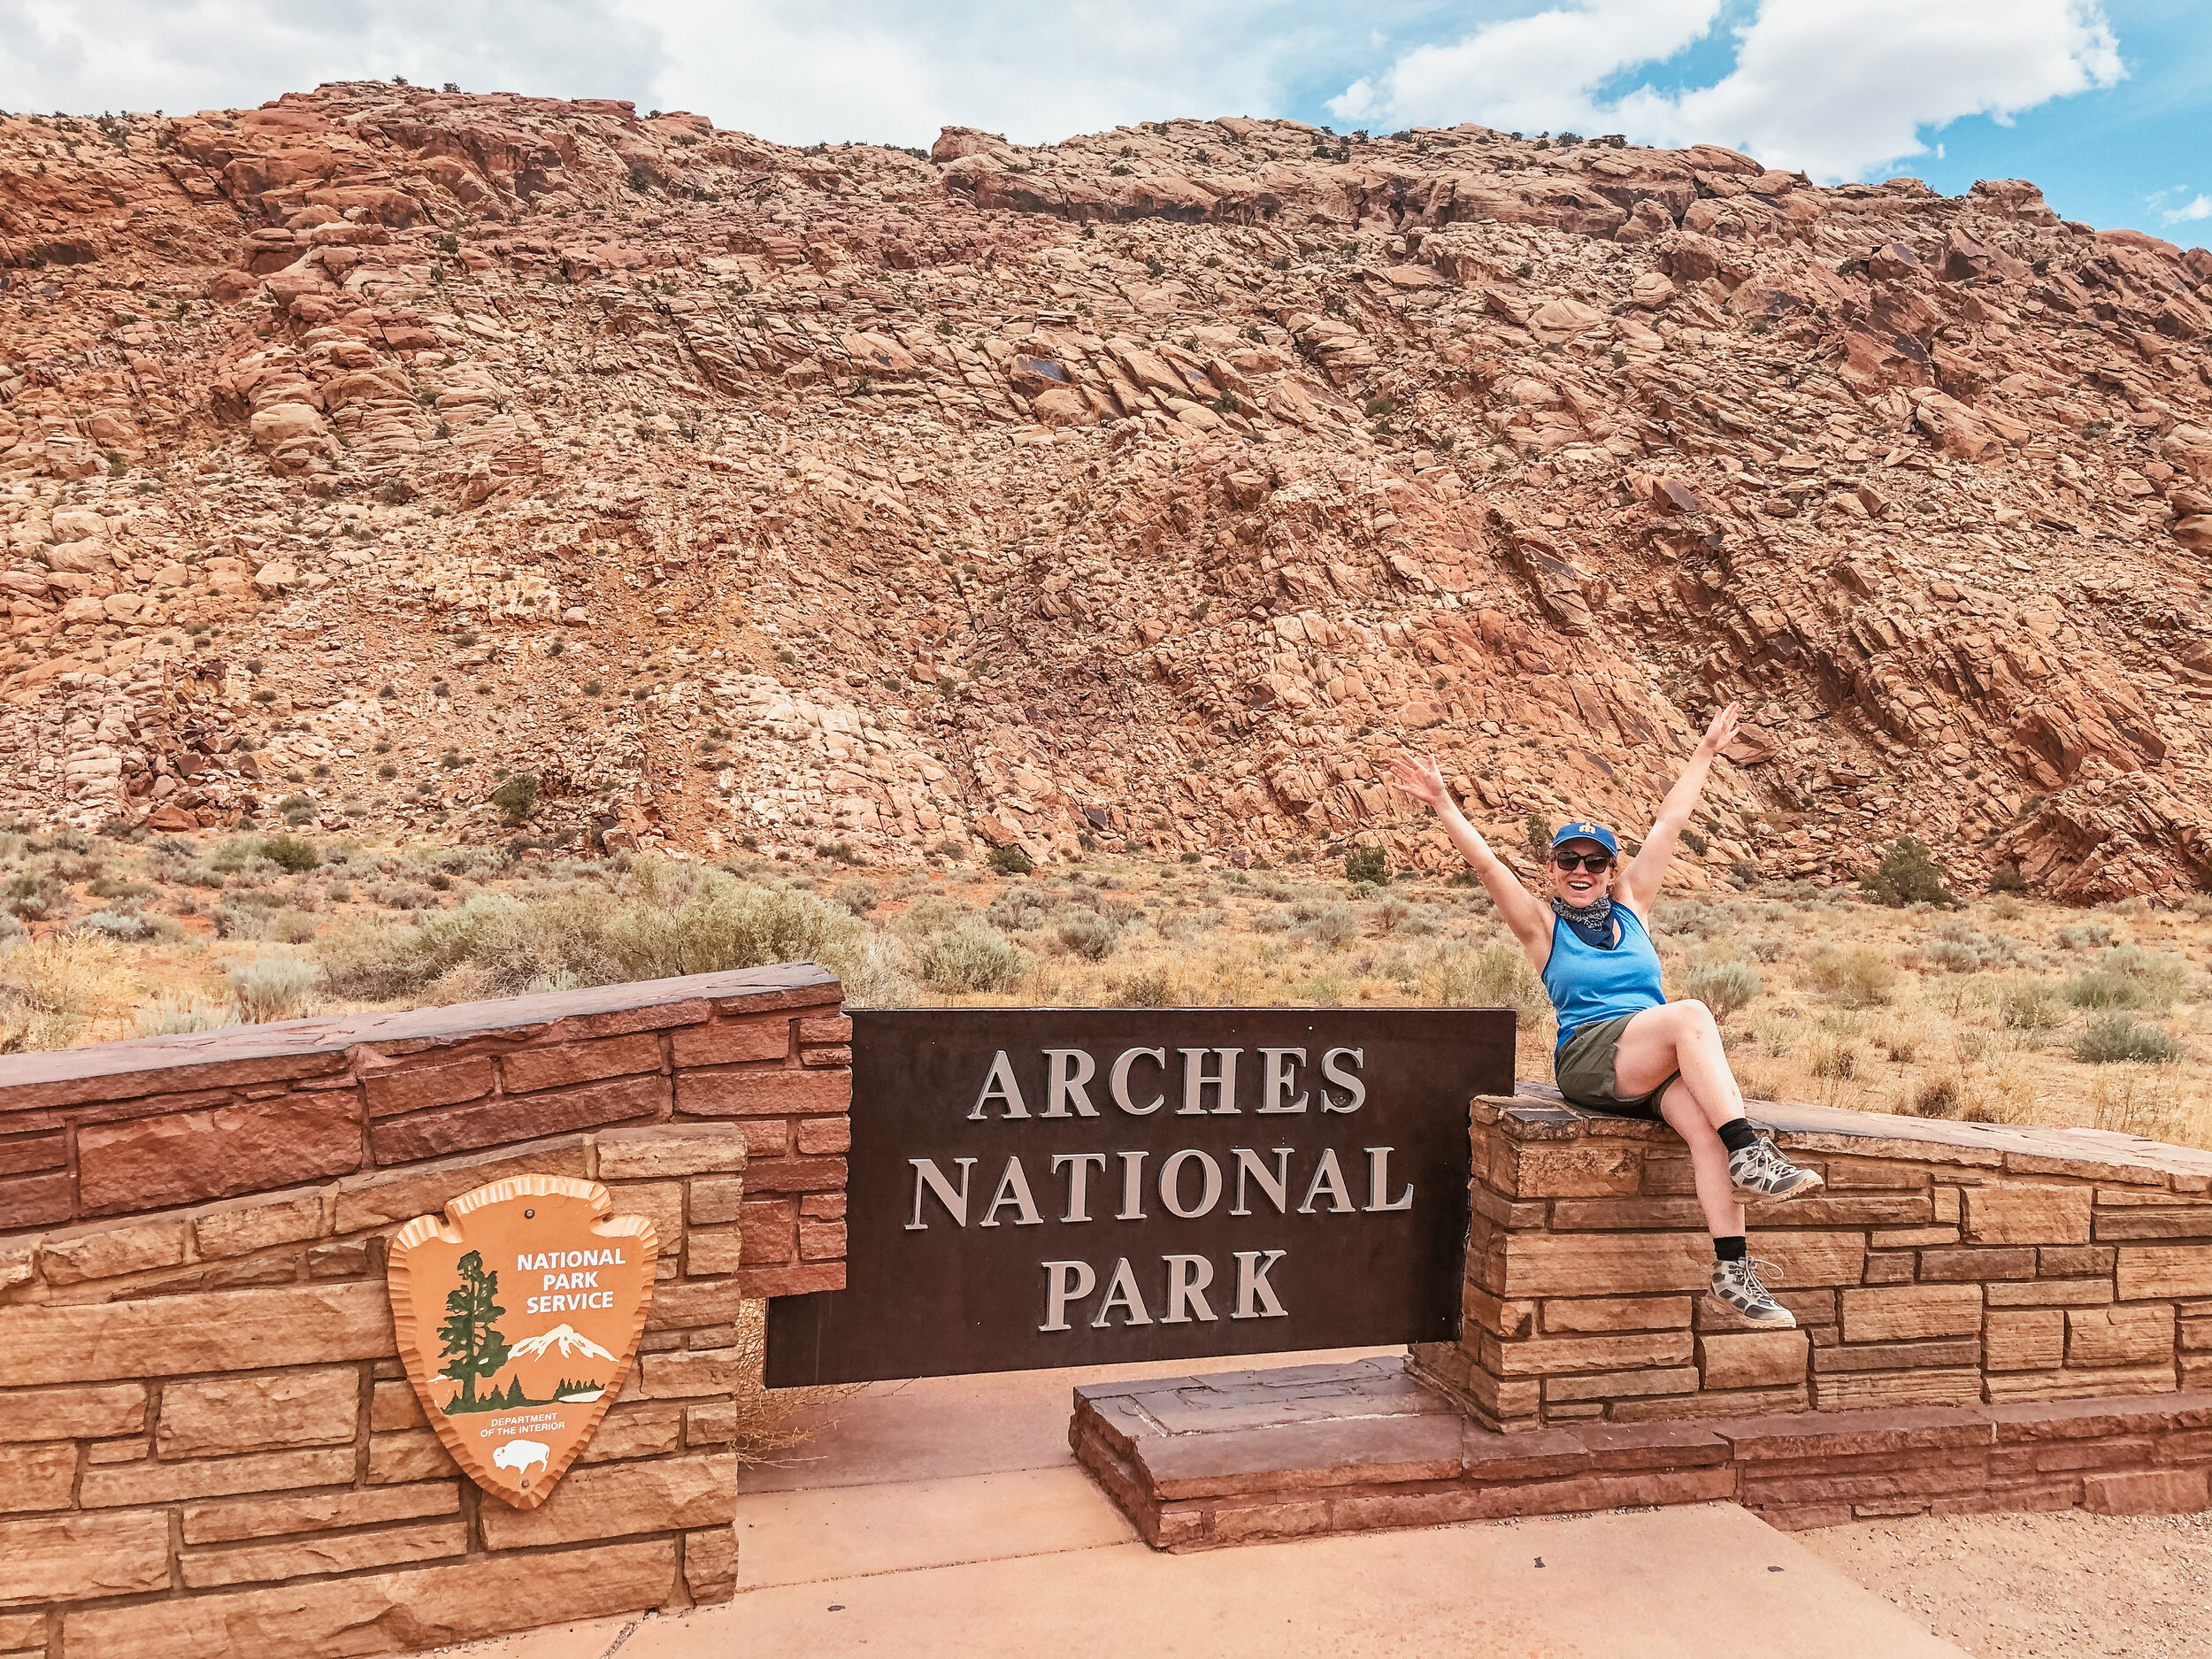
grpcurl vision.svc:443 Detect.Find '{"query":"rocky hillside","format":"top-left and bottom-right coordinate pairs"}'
top-left (1, 84), bottom-right (2208, 900)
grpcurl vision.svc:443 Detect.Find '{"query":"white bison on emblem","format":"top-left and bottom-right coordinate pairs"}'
top-left (493, 1439), bottom-right (550, 1480)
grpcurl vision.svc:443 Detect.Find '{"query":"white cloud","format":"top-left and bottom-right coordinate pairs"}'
top-left (0, 0), bottom-right (2128, 178)
top-left (0, 0), bottom-right (665, 115)
top-left (1329, 0), bottom-right (1721, 134)
top-left (1333, 0), bottom-right (2124, 180)
top-left (2162, 194), bottom-right (2212, 224)
top-left (0, 0), bottom-right (1410, 147)
top-left (626, 0), bottom-right (1327, 149)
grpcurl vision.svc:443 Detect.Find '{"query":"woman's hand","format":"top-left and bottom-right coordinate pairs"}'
top-left (1387, 752), bottom-right (1452, 811)
top-left (1696, 700), bottom-right (1742, 759)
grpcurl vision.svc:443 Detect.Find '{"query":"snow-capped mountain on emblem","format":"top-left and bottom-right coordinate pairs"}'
top-left (510, 1324), bottom-right (618, 1363)
top-left (388, 1174), bottom-right (657, 1509)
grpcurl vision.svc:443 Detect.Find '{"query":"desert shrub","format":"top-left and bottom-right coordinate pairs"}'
top-left (916, 919), bottom-right (1029, 992)
top-left (1994, 979), bottom-right (2065, 1033)
top-left (832, 880), bottom-right (878, 916)
top-left (2066, 946), bottom-right (2187, 1014)
top-left (1344, 845), bottom-right (1388, 885)
top-left (1375, 896), bottom-right (1443, 936)
top-left (227, 954), bottom-right (325, 1023)
top-left (987, 844), bottom-right (1033, 877)
top-left (2074, 1012), bottom-right (2185, 1065)
top-left (257, 833), bottom-right (321, 872)
top-left (213, 898), bottom-right (273, 940)
top-left (1251, 907), bottom-right (1292, 934)
top-left (1744, 936), bottom-right (1786, 963)
top-left (4, 872), bottom-right (71, 921)
top-left (268, 909), bottom-right (319, 944)
top-left (490, 772), bottom-right (539, 825)
top-left (1806, 1033), bottom-right (1857, 1079)
top-left (1056, 910), bottom-right (1118, 962)
top-left (1111, 968), bottom-right (1177, 1007)
top-left (375, 882), bottom-right (442, 910)
top-left (75, 909), bottom-right (154, 941)
top-left (1681, 957), bottom-right (1762, 1021)
top-left (319, 856), bottom-right (862, 1001)
top-left (1294, 901), bottom-right (1360, 949)
top-left (985, 890), bottom-right (1044, 933)
top-left (2054, 922), bottom-right (2113, 952)
top-left (1801, 945), bottom-right (1897, 1007)
top-left (1423, 941), bottom-right (1548, 1022)
top-left (1912, 1078), bottom-right (1962, 1118)
top-left (1861, 837), bottom-right (1953, 907)
top-left (897, 895), bottom-right (974, 938)
top-left (176, 863), bottom-right (225, 889)
top-left (0, 932), bottom-right (134, 1051)
top-left (134, 995), bottom-right (234, 1036)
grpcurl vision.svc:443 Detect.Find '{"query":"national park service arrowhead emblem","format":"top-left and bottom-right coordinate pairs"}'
top-left (388, 1174), bottom-right (657, 1509)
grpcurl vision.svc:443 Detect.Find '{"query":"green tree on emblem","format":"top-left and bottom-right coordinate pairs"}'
top-left (436, 1250), bottom-right (511, 1410)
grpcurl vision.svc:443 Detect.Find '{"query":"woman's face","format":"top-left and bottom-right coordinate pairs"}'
top-left (1549, 839), bottom-right (1616, 905)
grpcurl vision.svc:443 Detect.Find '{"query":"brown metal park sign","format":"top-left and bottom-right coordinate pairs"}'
top-left (388, 1175), bottom-right (658, 1509)
top-left (766, 1009), bottom-right (1514, 1386)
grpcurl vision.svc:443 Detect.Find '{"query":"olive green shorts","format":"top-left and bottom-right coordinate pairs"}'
top-left (1555, 1010), bottom-right (1678, 1119)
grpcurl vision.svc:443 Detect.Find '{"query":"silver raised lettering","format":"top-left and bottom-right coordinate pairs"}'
top-left (1040, 1260), bottom-right (1096, 1332)
top-left (1116, 1150), bottom-right (1148, 1220)
top-left (1256, 1048), bottom-right (1309, 1113)
top-left (1320, 1047), bottom-right (1366, 1112)
top-left (1233, 1249), bottom-right (1289, 1318)
top-left (1298, 1148), bottom-right (1356, 1213)
top-left (1161, 1254), bottom-right (1217, 1324)
top-left (906, 1157), bottom-right (977, 1230)
top-left (1158, 1148), bottom-right (1223, 1219)
top-left (1092, 1256), bottom-right (1153, 1326)
top-left (1041, 1048), bottom-right (1100, 1118)
top-left (968, 1049), bottom-right (1030, 1120)
top-left (1364, 1146), bottom-right (1415, 1212)
top-left (1110, 1047), bottom-right (1167, 1115)
top-left (1229, 1147), bottom-right (1293, 1216)
top-left (979, 1156), bottom-right (1044, 1227)
top-left (1050, 1152), bottom-right (1108, 1222)
top-left (1178, 1047), bottom-right (1242, 1115)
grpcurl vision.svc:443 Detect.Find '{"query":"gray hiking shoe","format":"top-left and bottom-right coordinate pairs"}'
top-left (1729, 1138), bottom-right (1824, 1204)
top-left (1710, 1257), bottom-right (1795, 1327)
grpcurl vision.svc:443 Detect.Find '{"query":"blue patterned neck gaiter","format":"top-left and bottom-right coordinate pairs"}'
top-left (1551, 894), bottom-right (1617, 949)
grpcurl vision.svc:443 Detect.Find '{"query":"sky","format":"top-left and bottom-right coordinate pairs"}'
top-left (0, 0), bottom-right (2204, 236)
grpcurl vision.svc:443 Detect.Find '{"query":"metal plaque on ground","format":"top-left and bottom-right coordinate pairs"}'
top-left (766, 1008), bottom-right (1514, 1385)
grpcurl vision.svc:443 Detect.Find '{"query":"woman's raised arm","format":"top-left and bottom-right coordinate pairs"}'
top-left (1386, 753), bottom-right (1553, 955)
top-left (1622, 701), bottom-right (1740, 911)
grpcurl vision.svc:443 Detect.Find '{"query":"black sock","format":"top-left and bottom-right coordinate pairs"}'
top-left (1717, 1118), bottom-right (1758, 1156)
top-left (1714, 1234), bottom-right (1748, 1263)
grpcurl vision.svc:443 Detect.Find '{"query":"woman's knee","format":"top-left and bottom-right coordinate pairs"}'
top-left (1671, 998), bottom-right (1719, 1035)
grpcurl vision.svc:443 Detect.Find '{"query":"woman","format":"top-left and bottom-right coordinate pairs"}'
top-left (1388, 700), bottom-right (1820, 1329)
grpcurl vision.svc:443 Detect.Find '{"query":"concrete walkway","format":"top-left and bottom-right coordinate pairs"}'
top-left (450, 1350), bottom-right (1965, 1659)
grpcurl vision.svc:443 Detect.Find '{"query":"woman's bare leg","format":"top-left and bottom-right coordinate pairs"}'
top-left (1656, 1077), bottom-right (1745, 1238)
top-left (1612, 1000), bottom-right (1743, 1126)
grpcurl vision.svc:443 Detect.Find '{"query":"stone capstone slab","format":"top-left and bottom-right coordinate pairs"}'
top-left (1072, 1357), bottom-right (2212, 1550)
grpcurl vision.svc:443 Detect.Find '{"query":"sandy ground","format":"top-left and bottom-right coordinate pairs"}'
top-left (1798, 1510), bottom-right (2212, 1658)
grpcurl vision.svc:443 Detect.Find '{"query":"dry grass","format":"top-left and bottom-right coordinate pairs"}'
top-left (5, 826), bottom-right (2212, 1151)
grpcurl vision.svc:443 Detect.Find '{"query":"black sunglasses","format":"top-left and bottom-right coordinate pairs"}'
top-left (1552, 851), bottom-right (1615, 872)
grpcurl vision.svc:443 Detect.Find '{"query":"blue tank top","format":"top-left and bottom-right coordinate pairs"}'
top-left (1540, 904), bottom-right (1666, 1055)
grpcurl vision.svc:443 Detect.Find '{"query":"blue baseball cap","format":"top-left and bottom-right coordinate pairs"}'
top-left (1549, 820), bottom-right (1620, 856)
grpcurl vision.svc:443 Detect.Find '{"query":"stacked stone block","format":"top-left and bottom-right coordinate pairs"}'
top-left (1071, 1358), bottom-right (2212, 1549)
top-left (1411, 1089), bottom-right (2212, 1432)
top-left (0, 1123), bottom-right (746, 1655)
top-left (0, 964), bottom-right (849, 1296)
top-left (0, 965), bottom-right (851, 1657)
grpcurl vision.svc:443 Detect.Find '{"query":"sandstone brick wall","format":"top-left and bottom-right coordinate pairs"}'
top-left (0, 1121), bottom-right (750, 1657)
top-left (1414, 1088), bottom-right (2212, 1432)
top-left (0, 964), bottom-right (850, 1298)
top-left (1073, 1356), bottom-right (2212, 1549)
